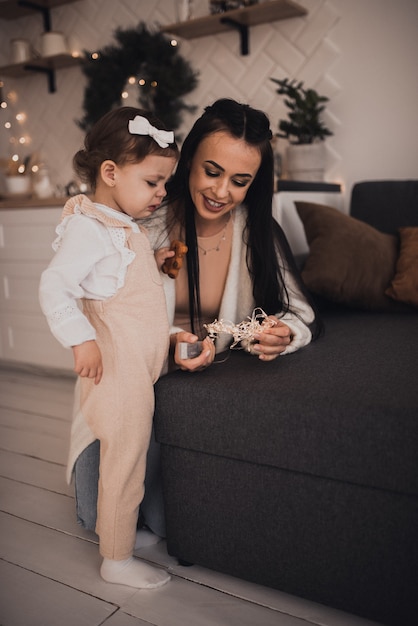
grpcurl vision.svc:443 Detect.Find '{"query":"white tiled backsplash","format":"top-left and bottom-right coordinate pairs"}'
top-left (0, 0), bottom-right (342, 190)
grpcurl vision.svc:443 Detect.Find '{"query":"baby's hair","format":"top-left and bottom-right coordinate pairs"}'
top-left (73, 106), bottom-right (178, 191)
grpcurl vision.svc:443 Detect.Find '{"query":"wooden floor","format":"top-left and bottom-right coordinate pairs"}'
top-left (0, 363), bottom-right (383, 626)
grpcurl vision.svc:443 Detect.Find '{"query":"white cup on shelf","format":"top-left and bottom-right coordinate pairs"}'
top-left (10, 39), bottom-right (31, 64)
top-left (40, 31), bottom-right (68, 57)
top-left (67, 34), bottom-right (82, 58)
top-left (175, 0), bottom-right (193, 21)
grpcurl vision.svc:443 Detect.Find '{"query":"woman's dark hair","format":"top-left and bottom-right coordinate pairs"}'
top-left (73, 106), bottom-right (179, 191)
top-left (165, 98), bottom-right (322, 339)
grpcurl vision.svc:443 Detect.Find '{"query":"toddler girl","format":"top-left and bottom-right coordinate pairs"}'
top-left (39, 106), bottom-right (178, 588)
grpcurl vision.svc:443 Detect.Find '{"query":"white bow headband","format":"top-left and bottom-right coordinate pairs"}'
top-left (128, 115), bottom-right (174, 148)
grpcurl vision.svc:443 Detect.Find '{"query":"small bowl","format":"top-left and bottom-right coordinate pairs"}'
top-left (5, 175), bottom-right (31, 196)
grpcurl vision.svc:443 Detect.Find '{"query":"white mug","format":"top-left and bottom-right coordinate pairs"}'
top-left (66, 34), bottom-right (82, 58)
top-left (40, 31), bottom-right (68, 57)
top-left (175, 0), bottom-right (192, 21)
top-left (10, 39), bottom-right (31, 64)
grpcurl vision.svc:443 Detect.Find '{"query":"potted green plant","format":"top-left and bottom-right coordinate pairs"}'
top-left (270, 77), bottom-right (333, 181)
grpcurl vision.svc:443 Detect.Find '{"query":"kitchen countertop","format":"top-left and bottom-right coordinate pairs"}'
top-left (0, 196), bottom-right (67, 209)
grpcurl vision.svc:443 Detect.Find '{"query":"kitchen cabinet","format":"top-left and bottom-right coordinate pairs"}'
top-left (0, 205), bottom-right (73, 370)
top-left (161, 0), bottom-right (307, 55)
top-left (0, 0), bottom-right (83, 92)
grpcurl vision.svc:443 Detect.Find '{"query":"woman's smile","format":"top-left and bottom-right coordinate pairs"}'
top-left (202, 195), bottom-right (226, 212)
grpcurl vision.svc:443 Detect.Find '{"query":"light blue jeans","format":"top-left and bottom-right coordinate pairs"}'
top-left (73, 427), bottom-right (166, 538)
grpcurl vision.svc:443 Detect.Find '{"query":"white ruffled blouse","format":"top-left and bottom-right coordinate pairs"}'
top-left (39, 196), bottom-right (139, 349)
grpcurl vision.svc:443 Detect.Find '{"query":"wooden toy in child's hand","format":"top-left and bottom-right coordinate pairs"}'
top-left (162, 240), bottom-right (188, 279)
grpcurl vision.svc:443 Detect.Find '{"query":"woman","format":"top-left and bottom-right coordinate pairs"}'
top-left (72, 98), bottom-right (322, 540)
top-left (152, 97), bottom-right (321, 368)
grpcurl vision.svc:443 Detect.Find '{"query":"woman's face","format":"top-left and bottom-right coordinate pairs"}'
top-left (188, 130), bottom-right (262, 227)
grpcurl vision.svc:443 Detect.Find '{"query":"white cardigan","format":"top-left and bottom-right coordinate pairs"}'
top-left (154, 205), bottom-right (314, 354)
top-left (67, 206), bottom-right (314, 482)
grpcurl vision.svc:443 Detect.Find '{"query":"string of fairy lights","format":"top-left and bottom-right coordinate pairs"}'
top-left (0, 79), bottom-right (39, 176)
top-left (0, 50), bottom-right (161, 177)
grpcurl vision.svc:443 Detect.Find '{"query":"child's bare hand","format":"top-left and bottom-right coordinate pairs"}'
top-left (155, 247), bottom-right (174, 271)
top-left (72, 340), bottom-right (103, 384)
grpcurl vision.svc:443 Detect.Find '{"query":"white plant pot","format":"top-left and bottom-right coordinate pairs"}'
top-left (286, 143), bottom-right (326, 181)
top-left (5, 175), bottom-right (31, 196)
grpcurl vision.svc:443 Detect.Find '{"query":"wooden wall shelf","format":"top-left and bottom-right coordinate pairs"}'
top-left (161, 0), bottom-right (307, 55)
top-left (0, 0), bottom-right (82, 92)
top-left (0, 54), bottom-right (82, 91)
top-left (0, 0), bottom-right (75, 22)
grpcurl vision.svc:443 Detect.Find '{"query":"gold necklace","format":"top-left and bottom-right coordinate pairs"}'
top-left (197, 213), bottom-right (231, 255)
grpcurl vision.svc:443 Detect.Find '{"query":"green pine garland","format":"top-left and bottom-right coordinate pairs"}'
top-left (78, 22), bottom-right (199, 133)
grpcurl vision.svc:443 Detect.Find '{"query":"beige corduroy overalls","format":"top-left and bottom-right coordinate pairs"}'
top-left (74, 205), bottom-right (169, 561)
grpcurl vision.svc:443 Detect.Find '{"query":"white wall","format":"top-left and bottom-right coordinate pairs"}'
top-left (0, 0), bottom-right (417, 210)
top-left (329, 0), bottom-right (418, 203)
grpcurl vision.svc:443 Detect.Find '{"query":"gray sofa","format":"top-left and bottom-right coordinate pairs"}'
top-left (153, 180), bottom-right (418, 626)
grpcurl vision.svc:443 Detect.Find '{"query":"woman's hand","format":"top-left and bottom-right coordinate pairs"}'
top-left (173, 331), bottom-right (216, 371)
top-left (250, 317), bottom-right (293, 361)
top-left (72, 340), bottom-right (103, 384)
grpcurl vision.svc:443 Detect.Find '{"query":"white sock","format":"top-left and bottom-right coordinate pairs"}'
top-left (134, 528), bottom-right (162, 549)
top-left (100, 556), bottom-right (170, 589)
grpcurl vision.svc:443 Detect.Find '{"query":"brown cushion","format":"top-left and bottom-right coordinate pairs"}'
top-left (295, 201), bottom-right (404, 311)
top-left (385, 227), bottom-right (418, 307)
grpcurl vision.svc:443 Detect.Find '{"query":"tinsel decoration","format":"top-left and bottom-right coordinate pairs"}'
top-left (77, 22), bottom-right (199, 133)
top-left (204, 308), bottom-right (278, 350)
